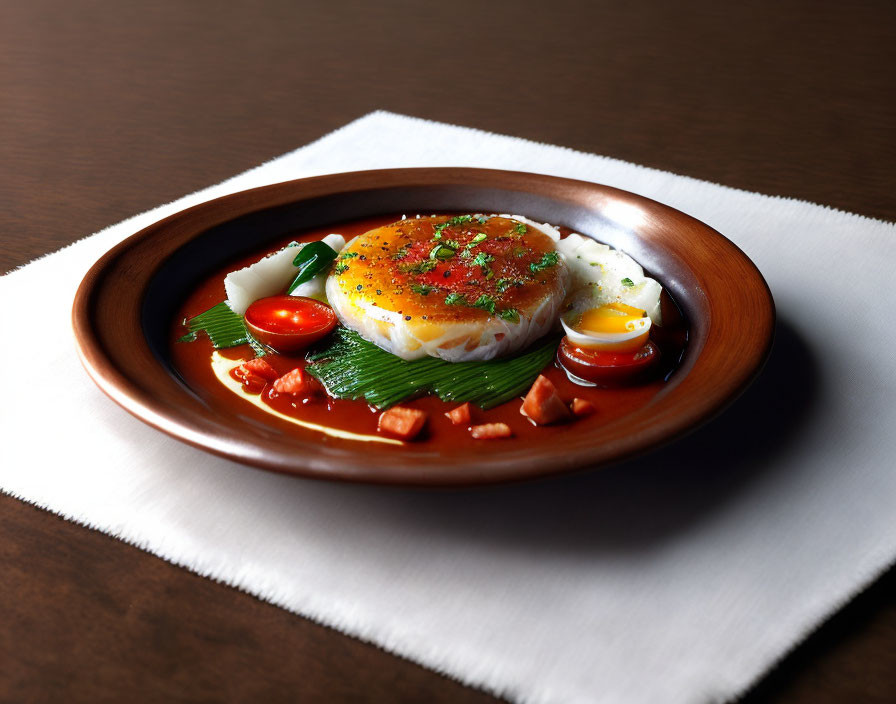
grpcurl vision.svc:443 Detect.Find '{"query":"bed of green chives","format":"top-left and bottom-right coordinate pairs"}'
top-left (305, 327), bottom-right (559, 410)
top-left (178, 301), bottom-right (266, 356)
top-left (180, 301), bottom-right (559, 409)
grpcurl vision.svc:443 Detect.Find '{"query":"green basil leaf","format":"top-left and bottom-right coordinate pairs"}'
top-left (288, 241), bottom-right (339, 293)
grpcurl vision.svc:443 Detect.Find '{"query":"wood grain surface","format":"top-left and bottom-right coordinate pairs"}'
top-left (2, 1), bottom-right (894, 702)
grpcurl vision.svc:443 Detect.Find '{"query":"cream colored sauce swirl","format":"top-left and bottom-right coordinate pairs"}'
top-left (210, 352), bottom-right (403, 445)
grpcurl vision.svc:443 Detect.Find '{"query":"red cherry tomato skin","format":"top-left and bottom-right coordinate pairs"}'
top-left (244, 296), bottom-right (338, 353)
top-left (557, 337), bottom-right (661, 387)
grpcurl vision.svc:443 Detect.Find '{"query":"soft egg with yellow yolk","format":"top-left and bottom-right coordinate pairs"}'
top-left (561, 302), bottom-right (651, 352)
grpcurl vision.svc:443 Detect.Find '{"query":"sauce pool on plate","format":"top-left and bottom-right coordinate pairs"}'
top-left (170, 214), bottom-right (688, 449)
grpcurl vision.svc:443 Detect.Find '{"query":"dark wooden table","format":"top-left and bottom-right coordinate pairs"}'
top-left (2, 1), bottom-right (894, 701)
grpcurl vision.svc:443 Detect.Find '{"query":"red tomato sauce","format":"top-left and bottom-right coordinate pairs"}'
top-left (169, 215), bottom-right (688, 448)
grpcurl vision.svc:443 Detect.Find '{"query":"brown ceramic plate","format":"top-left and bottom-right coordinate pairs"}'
top-left (72, 168), bottom-right (774, 486)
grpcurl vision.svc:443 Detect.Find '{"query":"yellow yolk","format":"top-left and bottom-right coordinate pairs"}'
top-left (562, 302), bottom-right (651, 353)
top-left (577, 303), bottom-right (647, 334)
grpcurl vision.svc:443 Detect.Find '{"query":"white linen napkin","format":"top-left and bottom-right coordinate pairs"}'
top-left (3, 111), bottom-right (895, 704)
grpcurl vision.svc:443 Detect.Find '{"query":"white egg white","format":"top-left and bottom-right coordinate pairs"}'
top-left (555, 233), bottom-right (662, 324)
top-left (560, 310), bottom-right (651, 349)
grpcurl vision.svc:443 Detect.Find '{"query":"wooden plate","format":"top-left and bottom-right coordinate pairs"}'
top-left (72, 168), bottom-right (774, 485)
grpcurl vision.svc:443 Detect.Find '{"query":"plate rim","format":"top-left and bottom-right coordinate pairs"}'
top-left (72, 167), bottom-right (775, 486)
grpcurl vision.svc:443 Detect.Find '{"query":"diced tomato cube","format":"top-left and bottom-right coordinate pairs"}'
top-left (445, 402), bottom-right (472, 426)
top-left (234, 358), bottom-right (279, 394)
top-left (571, 398), bottom-right (596, 417)
top-left (272, 367), bottom-right (321, 398)
top-left (241, 357), bottom-right (279, 381)
top-left (378, 406), bottom-right (428, 441)
top-left (470, 422), bottom-right (513, 440)
top-left (521, 374), bottom-right (571, 425)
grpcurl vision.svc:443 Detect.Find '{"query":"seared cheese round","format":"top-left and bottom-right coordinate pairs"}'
top-left (325, 215), bottom-right (569, 361)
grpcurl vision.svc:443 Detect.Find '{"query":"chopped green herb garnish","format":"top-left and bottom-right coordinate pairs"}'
top-left (471, 232), bottom-right (487, 245)
top-left (495, 278), bottom-right (522, 293)
top-left (514, 222), bottom-right (528, 234)
top-left (429, 244), bottom-right (456, 261)
top-left (529, 251), bottom-right (559, 274)
top-left (445, 292), bottom-right (467, 306)
top-left (467, 251), bottom-right (494, 280)
top-left (470, 251), bottom-right (493, 267)
top-left (621, 277), bottom-right (635, 287)
top-left (392, 246), bottom-right (411, 260)
top-left (476, 215), bottom-right (489, 224)
top-left (410, 283), bottom-right (434, 296)
top-left (339, 251), bottom-right (358, 260)
top-left (498, 308), bottom-right (520, 323)
top-left (334, 263), bottom-right (349, 275)
top-left (447, 215), bottom-right (474, 226)
top-left (399, 259), bottom-right (438, 274)
top-left (472, 294), bottom-right (496, 314)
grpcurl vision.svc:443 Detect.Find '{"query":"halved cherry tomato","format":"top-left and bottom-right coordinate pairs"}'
top-left (244, 295), bottom-right (337, 353)
top-left (558, 337), bottom-right (661, 387)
